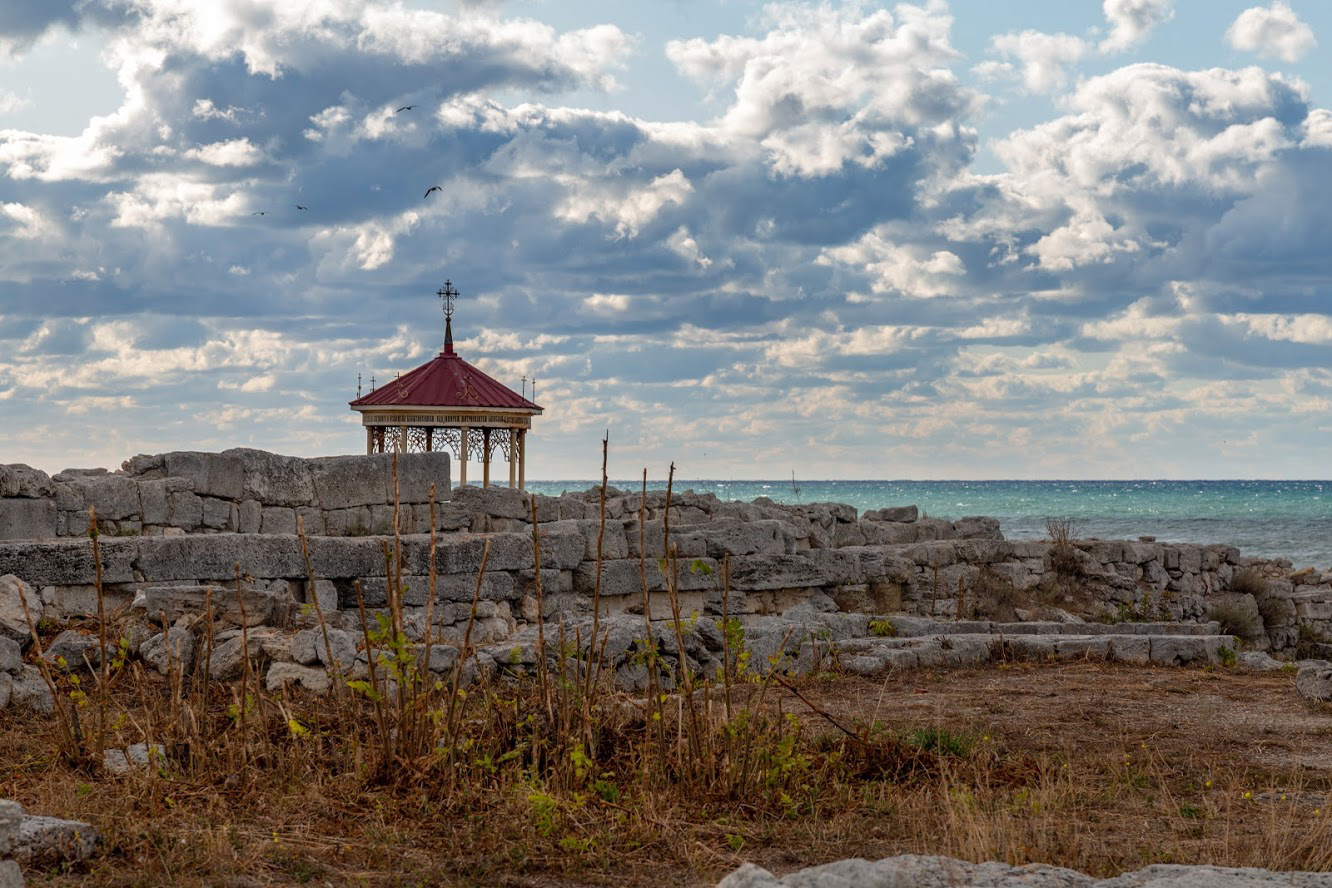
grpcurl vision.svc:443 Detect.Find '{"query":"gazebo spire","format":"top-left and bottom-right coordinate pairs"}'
top-left (437, 279), bottom-right (459, 356)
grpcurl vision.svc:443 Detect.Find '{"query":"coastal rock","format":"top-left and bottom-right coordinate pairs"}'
top-left (103, 743), bottom-right (167, 776)
top-left (265, 662), bottom-right (334, 695)
top-left (9, 666), bottom-right (52, 713)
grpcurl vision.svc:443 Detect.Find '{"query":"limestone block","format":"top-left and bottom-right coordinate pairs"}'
top-left (367, 504), bottom-right (398, 535)
top-left (219, 448), bottom-right (317, 506)
top-left (167, 490), bottom-right (204, 529)
top-left (357, 572), bottom-right (515, 607)
top-left (135, 535), bottom-right (305, 583)
top-left (296, 507), bottom-right (324, 536)
top-left (139, 627), bottom-right (196, 675)
top-left (0, 636), bottom-right (17, 675)
top-left (103, 742), bottom-right (166, 775)
top-left (162, 451), bottom-right (244, 500)
top-left (1296, 664), bottom-right (1332, 702)
top-left (1054, 637), bottom-right (1111, 660)
top-left (1149, 635), bottom-right (1215, 666)
top-left (0, 498), bottom-right (57, 541)
top-left (729, 555), bottom-right (830, 592)
top-left (913, 518), bottom-right (960, 542)
top-left (0, 463), bottom-right (54, 499)
top-left (237, 500), bottom-right (262, 534)
top-left (0, 575), bottom-right (41, 642)
top-left (1107, 635), bottom-right (1152, 665)
top-left (866, 505), bottom-right (918, 523)
top-left (199, 496), bottom-right (234, 531)
top-left (10, 814), bottom-right (97, 865)
top-left (10, 665), bottom-right (52, 713)
top-left (832, 521), bottom-right (867, 548)
top-left (801, 549), bottom-right (864, 586)
top-left (324, 506), bottom-right (372, 536)
top-left (266, 662), bottom-right (333, 694)
top-left (310, 455), bottom-right (391, 510)
top-left (259, 506), bottom-right (296, 536)
top-left (305, 536), bottom-right (386, 580)
top-left (137, 478), bottom-right (189, 530)
top-left (393, 452), bottom-right (451, 505)
top-left (953, 516), bottom-right (1002, 540)
top-left (448, 484), bottom-right (531, 520)
top-left (134, 585), bottom-right (283, 627)
top-left (862, 522), bottom-right (918, 545)
top-left (42, 629), bottom-right (103, 669)
top-left (0, 860), bottom-right (18, 888)
top-left (208, 628), bottom-right (283, 681)
top-left (0, 798), bottom-right (20, 855)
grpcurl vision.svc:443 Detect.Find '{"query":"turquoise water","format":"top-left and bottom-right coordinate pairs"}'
top-left (523, 480), bottom-right (1332, 570)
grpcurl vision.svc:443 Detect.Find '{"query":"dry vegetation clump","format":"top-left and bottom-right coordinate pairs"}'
top-left (4, 453), bottom-right (1332, 885)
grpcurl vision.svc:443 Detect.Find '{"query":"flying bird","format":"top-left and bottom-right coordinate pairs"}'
top-left (396, 105), bottom-right (415, 113)
top-left (295, 204), bottom-right (308, 210)
top-left (423, 186), bottom-right (442, 198)
top-left (250, 211), bottom-right (268, 216)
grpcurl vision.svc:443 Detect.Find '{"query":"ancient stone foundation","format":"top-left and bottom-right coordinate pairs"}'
top-left (2, 448), bottom-right (1331, 712)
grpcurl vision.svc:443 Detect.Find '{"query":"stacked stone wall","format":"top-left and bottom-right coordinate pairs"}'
top-left (0, 449), bottom-right (451, 541)
top-left (2, 449), bottom-right (1332, 712)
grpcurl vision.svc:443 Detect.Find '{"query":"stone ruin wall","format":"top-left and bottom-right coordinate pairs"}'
top-left (0, 448), bottom-right (455, 541)
top-left (3, 449), bottom-right (1332, 710)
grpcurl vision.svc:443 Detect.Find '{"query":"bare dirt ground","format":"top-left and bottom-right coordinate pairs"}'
top-left (4, 660), bottom-right (1331, 886)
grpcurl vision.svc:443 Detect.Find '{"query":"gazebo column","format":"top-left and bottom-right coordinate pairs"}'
top-left (482, 428), bottom-right (492, 489)
top-left (366, 427), bottom-right (373, 455)
top-left (518, 429), bottom-right (526, 491)
top-left (508, 428), bottom-right (517, 488)
top-left (425, 428), bottom-right (433, 452)
top-left (459, 425), bottom-right (469, 487)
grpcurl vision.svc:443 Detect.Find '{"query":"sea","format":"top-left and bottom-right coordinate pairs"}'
top-left (522, 479), bottom-right (1332, 571)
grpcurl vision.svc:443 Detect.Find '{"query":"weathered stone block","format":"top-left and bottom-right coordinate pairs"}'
top-left (134, 535), bottom-right (305, 582)
top-left (222, 448), bottom-right (316, 506)
top-left (266, 662), bottom-right (333, 694)
top-left (139, 627), bottom-right (196, 675)
top-left (258, 507), bottom-right (296, 535)
top-left (0, 539), bottom-right (136, 588)
top-left (310, 455), bottom-right (392, 510)
top-left (0, 497), bottom-right (56, 541)
top-left (199, 496), bottom-right (234, 531)
top-left (167, 490), bottom-right (204, 528)
top-left (729, 555), bottom-right (829, 592)
top-left (163, 451), bottom-right (244, 500)
top-left (1, 464), bottom-right (54, 499)
top-left (393, 452), bottom-right (451, 505)
top-left (237, 500), bottom-right (262, 534)
top-left (448, 484), bottom-right (531, 520)
top-left (134, 585), bottom-right (284, 627)
top-left (0, 635), bottom-right (20, 674)
top-left (866, 505), bottom-right (918, 523)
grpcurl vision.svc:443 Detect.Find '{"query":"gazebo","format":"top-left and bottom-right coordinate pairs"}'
top-left (349, 281), bottom-right (542, 489)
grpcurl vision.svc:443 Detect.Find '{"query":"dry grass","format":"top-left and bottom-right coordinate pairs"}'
top-left (5, 663), bottom-right (1332, 886)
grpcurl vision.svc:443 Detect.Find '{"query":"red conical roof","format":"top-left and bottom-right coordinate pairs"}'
top-left (350, 351), bottom-right (541, 411)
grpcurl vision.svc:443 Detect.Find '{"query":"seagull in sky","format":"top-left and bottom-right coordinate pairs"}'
top-left (295, 204), bottom-right (308, 210)
top-left (396, 105), bottom-right (415, 113)
top-left (423, 186), bottom-right (442, 198)
top-left (250, 211), bottom-right (268, 216)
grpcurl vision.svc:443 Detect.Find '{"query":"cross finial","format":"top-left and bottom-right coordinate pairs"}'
top-left (437, 279), bottom-right (459, 355)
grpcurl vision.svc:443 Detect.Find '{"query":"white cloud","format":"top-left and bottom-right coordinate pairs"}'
top-left (1226, 2), bottom-right (1316, 63)
top-left (0, 88), bottom-right (30, 113)
top-left (185, 138), bottom-right (266, 166)
top-left (1100, 0), bottom-right (1175, 53)
top-left (987, 31), bottom-right (1088, 94)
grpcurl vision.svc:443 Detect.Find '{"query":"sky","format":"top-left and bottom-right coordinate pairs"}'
top-left (1, 0), bottom-right (1330, 481)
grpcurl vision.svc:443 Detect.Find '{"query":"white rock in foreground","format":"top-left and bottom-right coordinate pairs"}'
top-left (718, 854), bottom-right (1332, 887)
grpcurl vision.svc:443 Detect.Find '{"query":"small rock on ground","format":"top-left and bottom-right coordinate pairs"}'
top-left (718, 855), bottom-right (1332, 887)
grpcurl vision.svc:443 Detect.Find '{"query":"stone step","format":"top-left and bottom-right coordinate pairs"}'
top-left (838, 631), bottom-right (1237, 676)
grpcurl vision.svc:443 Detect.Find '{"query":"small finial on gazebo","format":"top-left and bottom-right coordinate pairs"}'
top-left (522, 375), bottom-right (527, 398)
top-left (437, 279), bottom-right (459, 356)
top-left (357, 373), bottom-right (362, 398)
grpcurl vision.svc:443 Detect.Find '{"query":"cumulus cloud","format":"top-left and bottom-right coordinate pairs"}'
top-left (1226, 2), bottom-right (1317, 63)
top-left (1100, 0), bottom-right (1175, 53)
top-left (981, 31), bottom-right (1089, 94)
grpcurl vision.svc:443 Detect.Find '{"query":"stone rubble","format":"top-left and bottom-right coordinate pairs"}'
top-left (0, 798), bottom-right (98, 884)
top-left (718, 855), bottom-right (1332, 887)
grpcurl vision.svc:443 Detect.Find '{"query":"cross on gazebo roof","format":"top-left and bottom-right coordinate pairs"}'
top-left (437, 279), bottom-right (459, 355)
